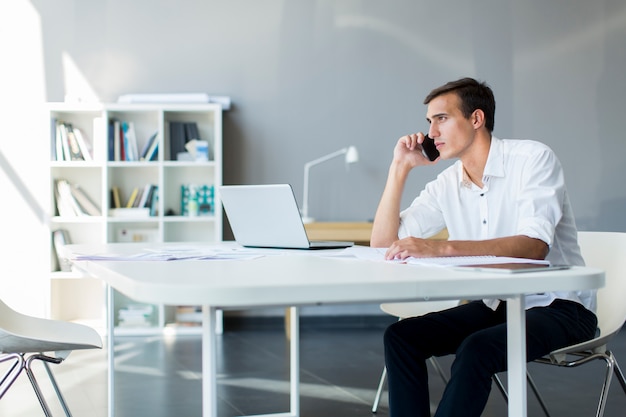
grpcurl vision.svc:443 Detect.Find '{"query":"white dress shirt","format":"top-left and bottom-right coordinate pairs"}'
top-left (398, 136), bottom-right (595, 312)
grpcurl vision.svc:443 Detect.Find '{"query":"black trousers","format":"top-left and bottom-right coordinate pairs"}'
top-left (384, 299), bottom-right (597, 417)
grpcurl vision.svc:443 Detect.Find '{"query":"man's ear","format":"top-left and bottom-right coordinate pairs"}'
top-left (472, 109), bottom-right (486, 129)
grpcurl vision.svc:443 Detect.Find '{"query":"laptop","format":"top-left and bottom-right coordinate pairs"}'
top-left (219, 184), bottom-right (354, 249)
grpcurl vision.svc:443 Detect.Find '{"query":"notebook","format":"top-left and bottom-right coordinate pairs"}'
top-left (219, 184), bottom-right (354, 249)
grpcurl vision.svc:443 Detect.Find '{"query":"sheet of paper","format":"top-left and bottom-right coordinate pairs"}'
top-left (72, 246), bottom-right (264, 261)
top-left (344, 246), bottom-right (549, 267)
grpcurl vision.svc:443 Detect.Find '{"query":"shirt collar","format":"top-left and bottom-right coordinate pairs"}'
top-left (483, 136), bottom-right (504, 179)
top-left (458, 136), bottom-right (504, 189)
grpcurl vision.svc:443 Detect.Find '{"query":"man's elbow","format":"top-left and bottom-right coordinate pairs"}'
top-left (527, 237), bottom-right (550, 260)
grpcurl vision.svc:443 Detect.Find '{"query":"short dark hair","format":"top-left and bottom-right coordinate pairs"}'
top-left (423, 77), bottom-right (495, 132)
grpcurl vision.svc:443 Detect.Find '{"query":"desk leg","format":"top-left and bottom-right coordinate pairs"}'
top-left (202, 305), bottom-right (218, 417)
top-left (506, 295), bottom-right (527, 417)
top-left (288, 306), bottom-right (300, 416)
top-left (107, 284), bottom-right (115, 417)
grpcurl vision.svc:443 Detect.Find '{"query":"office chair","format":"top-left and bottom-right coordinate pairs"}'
top-left (0, 298), bottom-right (103, 417)
top-left (373, 231), bottom-right (626, 417)
top-left (524, 231), bottom-right (626, 417)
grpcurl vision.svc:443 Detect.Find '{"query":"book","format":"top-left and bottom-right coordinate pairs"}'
top-left (65, 125), bottom-right (84, 161)
top-left (72, 126), bottom-right (93, 161)
top-left (169, 121), bottom-right (186, 160)
top-left (149, 186), bottom-right (159, 216)
top-left (139, 131), bottom-right (158, 161)
top-left (111, 186), bottom-right (122, 208)
top-left (55, 179), bottom-right (85, 216)
top-left (108, 120), bottom-right (115, 161)
top-left (137, 184), bottom-right (154, 208)
top-left (51, 117), bottom-right (58, 161)
top-left (116, 93), bottom-right (232, 110)
top-left (57, 123), bottom-right (72, 161)
top-left (55, 122), bottom-right (64, 161)
top-left (70, 183), bottom-right (101, 216)
top-left (111, 120), bottom-right (122, 161)
top-left (122, 121), bottom-right (139, 161)
top-left (126, 187), bottom-right (140, 208)
top-left (117, 93), bottom-right (211, 104)
top-left (184, 122), bottom-right (200, 141)
top-left (52, 229), bottom-right (72, 272)
top-left (145, 137), bottom-right (158, 161)
top-left (132, 188), bottom-right (143, 207)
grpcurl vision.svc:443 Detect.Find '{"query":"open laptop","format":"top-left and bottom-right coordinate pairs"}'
top-left (219, 184), bottom-right (353, 249)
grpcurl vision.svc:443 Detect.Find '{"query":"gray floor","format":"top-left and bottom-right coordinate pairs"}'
top-left (2, 317), bottom-right (626, 417)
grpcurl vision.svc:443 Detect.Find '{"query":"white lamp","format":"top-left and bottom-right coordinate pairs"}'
top-left (301, 146), bottom-right (359, 223)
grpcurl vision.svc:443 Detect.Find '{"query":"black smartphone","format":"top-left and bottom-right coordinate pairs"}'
top-left (421, 134), bottom-right (439, 161)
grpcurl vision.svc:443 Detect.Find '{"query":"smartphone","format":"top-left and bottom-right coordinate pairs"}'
top-left (421, 134), bottom-right (440, 161)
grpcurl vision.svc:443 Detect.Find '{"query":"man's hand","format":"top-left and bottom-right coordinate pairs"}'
top-left (393, 133), bottom-right (439, 168)
top-left (384, 236), bottom-right (444, 260)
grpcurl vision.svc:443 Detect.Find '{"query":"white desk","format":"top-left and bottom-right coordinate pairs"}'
top-left (66, 243), bottom-right (604, 417)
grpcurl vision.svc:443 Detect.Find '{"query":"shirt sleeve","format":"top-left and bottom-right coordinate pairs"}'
top-left (514, 146), bottom-right (565, 247)
top-left (398, 176), bottom-right (449, 239)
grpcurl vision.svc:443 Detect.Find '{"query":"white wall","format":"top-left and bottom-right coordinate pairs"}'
top-left (2, 0), bottom-right (625, 316)
top-left (0, 1), bottom-right (50, 316)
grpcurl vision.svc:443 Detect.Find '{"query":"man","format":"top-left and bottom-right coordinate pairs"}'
top-left (370, 77), bottom-right (597, 417)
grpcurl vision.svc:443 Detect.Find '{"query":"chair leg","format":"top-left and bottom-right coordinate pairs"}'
top-left (492, 372), bottom-right (551, 417)
top-left (43, 360), bottom-right (73, 417)
top-left (0, 353), bottom-right (25, 400)
top-left (428, 356), bottom-right (449, 385)
top-left (491, 373), bottom-right (508, 400)
top-left (594, 352), bottom-right (616, 417)
top-left (526, 372), bottom-right (551, 417)
top-left (372, 366), bottom-right (387, 413)
top-left (372, 357), bottom-right (449, 413)
top-left (611, 355), bottom-right (626, 394)
top-left (25, 353), bottom-right (73, 417)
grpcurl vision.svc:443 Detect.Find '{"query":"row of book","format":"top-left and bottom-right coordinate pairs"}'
top-left (54, 179), bottom-right (101, 217)
top-left (170, 121), bottom-right (204, 161)
top-left (52, 120), bottom-right (93, 161)
top-left (111, 184), bottom-right (158, 217)
top-left (108, 120), bottom-right (158, 162)
top-left (54, 179), bottom-right (161, 218)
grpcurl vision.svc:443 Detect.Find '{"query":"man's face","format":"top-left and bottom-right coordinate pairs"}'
top-left (425, 93), bottom-right (476, 160)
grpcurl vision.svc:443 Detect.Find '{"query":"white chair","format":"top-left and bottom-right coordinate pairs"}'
top-left (527, 231), bottom-right (626, 417)
top-left (0, 298), bottom-right (103, 417)
top-left (372, 231), bottom-right (626, 416)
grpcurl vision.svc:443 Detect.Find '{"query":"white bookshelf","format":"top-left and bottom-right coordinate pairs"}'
top-left (48, 103), bottom-right (223, 335)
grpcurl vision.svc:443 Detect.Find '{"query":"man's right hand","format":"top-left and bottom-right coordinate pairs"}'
top-left (393, 133), bottom-right (439, 168)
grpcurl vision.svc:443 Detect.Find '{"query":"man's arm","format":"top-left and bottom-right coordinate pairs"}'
top-left (383, 235), bottom-right (549, 261)
top-left (371, 134), bottom-right (437, 247)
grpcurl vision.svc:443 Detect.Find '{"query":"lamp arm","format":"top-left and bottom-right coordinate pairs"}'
top-left (302, 148), bottom-right (348, 219)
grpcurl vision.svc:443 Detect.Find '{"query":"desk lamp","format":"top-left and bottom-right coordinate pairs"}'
top-left (301, 146), bottom-right (359, 223)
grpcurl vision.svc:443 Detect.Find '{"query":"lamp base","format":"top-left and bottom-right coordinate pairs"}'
top-left (301, 216), bottom-right (315, 224)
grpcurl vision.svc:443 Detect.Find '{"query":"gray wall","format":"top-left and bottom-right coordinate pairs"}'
top-left (30, 0), bottom-right (626, 230)
top-left (1, 0), bottom-right (625, 316)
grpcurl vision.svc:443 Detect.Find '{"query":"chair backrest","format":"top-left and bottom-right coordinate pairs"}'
top-left (578, 231), bottom-right (626, 342)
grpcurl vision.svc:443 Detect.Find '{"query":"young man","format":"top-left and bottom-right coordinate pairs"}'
top-left (370, 77), bottom-right (597, 417)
